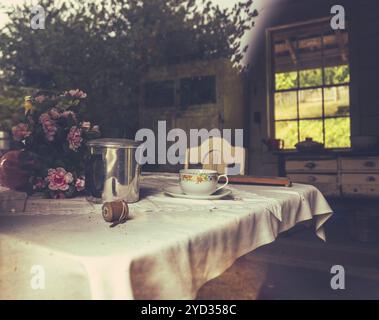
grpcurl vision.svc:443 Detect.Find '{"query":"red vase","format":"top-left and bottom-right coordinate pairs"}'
top-left (0, 150), bottom-right (30, 191)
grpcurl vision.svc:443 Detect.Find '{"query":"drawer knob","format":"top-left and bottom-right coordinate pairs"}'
top-left (305, 162), bottom-right (316, 169)
top-left (366, 176), bottom-right (376, 182)
top-left (364, 161), bottom-right (376, 168)
top-left (308, 176), bottom-right (317, 182)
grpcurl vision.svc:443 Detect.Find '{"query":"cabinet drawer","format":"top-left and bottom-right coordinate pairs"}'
top-left (286, 159), bottom-right (337, 173)
top-left (341, 157), bottom-right (379, 172)
top-left (288, 174), bottom-right (339, 197)
top-left (342, 184), bottom-right (379, 197)
top-left (288, 174), bottom-right (337, 184)
top-left (341, 174), bottom-right (379, 197)
top-left (341, 173), bottom-right (379, 185)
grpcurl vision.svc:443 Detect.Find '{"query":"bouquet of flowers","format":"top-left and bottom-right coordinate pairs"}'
top-left (9, 89), bottom-right (100, 198)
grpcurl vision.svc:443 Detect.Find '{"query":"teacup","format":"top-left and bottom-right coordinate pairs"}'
top-left (179, 169), bottom-right (229, 195)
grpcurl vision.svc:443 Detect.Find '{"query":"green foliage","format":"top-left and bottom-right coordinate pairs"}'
top-left (275, 64), bottom-right (349, 90)
top-left (275, 120), bottom-right (298, 149)
top-left (299, 119), bottom-right (323, 143)
top-left (275, 72), bottom-right (297, 90)
top-left (0, 0), bottom-right (257, 137)
top-left (325, 65), bottom-right (350, 85)
top-left (275, 117), bottom-right (351, 149)
top-left (299, 68), bottom-right (322, 87)
top-left (325, 117), bottom-right (350, 148)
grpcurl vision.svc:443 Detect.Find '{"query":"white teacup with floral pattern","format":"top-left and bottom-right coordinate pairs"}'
top-left (179, 169), bottom-right (229, 195)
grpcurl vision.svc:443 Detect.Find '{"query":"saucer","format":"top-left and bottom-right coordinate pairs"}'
top-left (163, 186), bottom-right (232, 200)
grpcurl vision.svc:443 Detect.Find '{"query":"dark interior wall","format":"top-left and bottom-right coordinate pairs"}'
top-left (349, 0), bottom-right (379, 136)
top-left (246, 0), bottom-right (379, 175)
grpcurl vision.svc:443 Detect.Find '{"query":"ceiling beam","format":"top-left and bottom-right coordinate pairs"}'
top-left (285, 39), bottom-right (298, 65)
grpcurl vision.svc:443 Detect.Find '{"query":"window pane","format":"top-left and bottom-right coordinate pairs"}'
top-left (180, 76), bottom-right (216, 107)
top-left (273, 37), bottom-right (298, 82)
top-left (324, 65), bottom-right (350, 85)
top-left (299, 119), bottom-right (323, 144)
top-left (299, 68), bottom-right (322, 87)
top-left (324, 86), bottom-right (350, 117)
top-left (275, 121), bottom-right (298, 149)
top-left (325, 117), bottom-right (351, 148)
top-left (275, 91), bottom-right (297, 120)
top-left (275, 72), bottom-right (298, 90)
top-left (298, 88), bottom-right (322, 118)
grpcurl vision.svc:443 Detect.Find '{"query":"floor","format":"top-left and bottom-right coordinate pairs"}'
top-left (197, 199), bottom-right (379, 300)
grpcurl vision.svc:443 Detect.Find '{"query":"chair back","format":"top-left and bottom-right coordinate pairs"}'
top-left (184, 136), bottom-right (245, 175)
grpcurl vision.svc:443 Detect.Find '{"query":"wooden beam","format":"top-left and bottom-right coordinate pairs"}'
top-left (285, 39), bottom-right (298, 65)
top-left (335, 30), bottom-right (348, 63)
top-left (275, 35), bottom-right (333, 54)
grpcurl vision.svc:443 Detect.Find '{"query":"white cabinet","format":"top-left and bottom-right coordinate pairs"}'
top-left (286, 158), bottom-right (338, 197)
top-left (340, 158), bottom-right (379, 197)
top-left (285, 155), bottom-right (379, 198)
top-left (341, 158), bottom-right (379, 172)
top-left (285, 159), bottom-right (337, 173)
top-left (341, 173), bottom-right (379, 197)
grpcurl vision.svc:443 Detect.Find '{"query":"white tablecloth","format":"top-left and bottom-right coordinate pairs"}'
top-left (0, 173), bottom-right (333, 300)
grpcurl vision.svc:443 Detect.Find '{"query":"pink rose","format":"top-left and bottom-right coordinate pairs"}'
top-left (67, 126), bottom-right (83, 151)
top-left (48, 107), bottom-right (60, 119)
top-left (46, 167), bottom-right (73, 191)
top-left (67, 89), bottom-right (87, 99)
top-left (39, 113), bottom-right (57, 142)
top-left (33, 177), bottom-right (46, 190)
top-left (62, 111), bottom-right (77, 122)
top-left (12, 123), bottom-right (31, 141)
top-left (39, 113), bottom-right (49, 122)
top-left (34, 95), bottom-right (46, 103)
top-left (75, 176), bottom-right (85, 192)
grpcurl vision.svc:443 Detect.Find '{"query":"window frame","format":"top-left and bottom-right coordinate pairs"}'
top-left (266, 18), bottom-right (351, 150)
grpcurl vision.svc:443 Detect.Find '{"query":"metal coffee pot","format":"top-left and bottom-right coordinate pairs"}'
top-left (86, 138), bottom-right (142, 203)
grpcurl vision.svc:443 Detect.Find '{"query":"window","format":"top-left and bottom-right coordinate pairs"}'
top-left (144, 75), bottom-right (217, 109)
top-left (180, 75), bottom-right (216, 108)
top-left (269, 19), bottom-right (351, 149)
